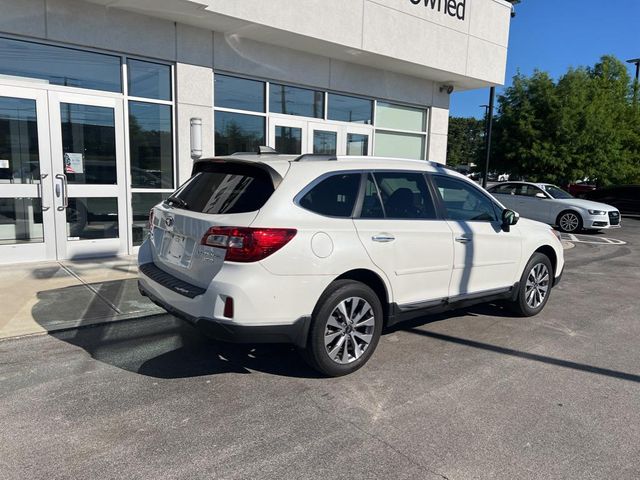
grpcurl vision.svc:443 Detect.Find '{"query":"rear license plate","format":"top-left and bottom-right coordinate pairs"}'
top-left (165, 233), bottom-right (187, 266)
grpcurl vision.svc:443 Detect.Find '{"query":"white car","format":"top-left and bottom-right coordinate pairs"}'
top-left (138, 153), bottom-right (565, 376)
top-left (487, 182), bottom-right (621, 233)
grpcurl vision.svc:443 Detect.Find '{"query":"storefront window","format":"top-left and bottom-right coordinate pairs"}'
top-left (374, 131), bottom-right (425, 160)
top-left (376, 102), bottom-right (426, 132)
top-left (0, 37), bottom-right (121, 93)
top-left (328, 93), bottom-right (373, 124)
top-left (129, 102), bottom-right (173, 189)
top-left (214, 74), bottom-right (265, 112)
top-left (127, 59), bottom-right (171, 101)
top-left (215, 111), bottom-right (265, 155)
top-left (270, 84), bottom-right (324, 118)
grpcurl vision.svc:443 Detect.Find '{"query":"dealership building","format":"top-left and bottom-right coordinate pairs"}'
top-left (0, 0), bottom-right (512, 264)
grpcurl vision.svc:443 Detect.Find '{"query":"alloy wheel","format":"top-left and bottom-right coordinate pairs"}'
top-left (559, 212), bottom-right (580, 232)
top-left (525, 263), bottom-right (550, 309)
top-left (324, 297), bottom-right (375, 365)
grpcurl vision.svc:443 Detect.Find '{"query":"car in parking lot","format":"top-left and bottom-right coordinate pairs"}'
top-left (138, 153), bottom-right (565, 376)
top-left (487, 181), bottom-right (621, 233)
top-left (585, 185), bottom-right (640, 216)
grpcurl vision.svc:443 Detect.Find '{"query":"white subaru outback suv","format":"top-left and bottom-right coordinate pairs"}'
top-left (138, 152), bottom-right (564, 376)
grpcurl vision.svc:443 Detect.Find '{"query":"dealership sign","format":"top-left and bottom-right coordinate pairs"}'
top-left (409, 0), bottom-right (467, 21)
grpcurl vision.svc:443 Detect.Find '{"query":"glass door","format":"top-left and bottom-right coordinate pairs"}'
top-left (0, 86), bottom-right (56, 264)
top-left (344, 125), bottom-right (372, 156)
top-left (308, 122), bottom-right (339, 155)
top-left (268, 117), bottom-right (306, 155)
top-left (48, 91), bottom-right (127, 260)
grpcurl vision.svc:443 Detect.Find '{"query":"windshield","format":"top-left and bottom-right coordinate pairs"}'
top-left (544, 185), bottom-right (573, 199)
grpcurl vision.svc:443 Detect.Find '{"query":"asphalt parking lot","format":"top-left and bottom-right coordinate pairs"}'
top-left (1, 219), bottom-right (639, 480)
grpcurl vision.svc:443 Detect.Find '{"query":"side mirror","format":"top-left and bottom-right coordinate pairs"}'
top-left (535, 192), bottom-right (547, 199)
top-left (502, 209), bottom-right (520, 232)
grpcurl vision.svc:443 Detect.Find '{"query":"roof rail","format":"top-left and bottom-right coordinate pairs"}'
top-left (230, 145), bottom-right (279, 156)
top-left (294, 154), bottom-right (338, 162)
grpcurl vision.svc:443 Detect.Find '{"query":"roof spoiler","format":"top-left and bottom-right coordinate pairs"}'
top-left (230, 146), bottom-right (279, 156)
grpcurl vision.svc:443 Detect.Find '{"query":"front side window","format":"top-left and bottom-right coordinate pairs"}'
top-left (299, 174), bottom-right (361, 217)
top-left (433, 176), bottom-right (498, 222)
top-left (373, 172), bottom-right (436, 219)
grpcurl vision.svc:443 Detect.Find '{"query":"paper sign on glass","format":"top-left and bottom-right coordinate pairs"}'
top-left (0, 160), bottom-right (9, 169)
top-left (64, 153), bottom-right (84, 174)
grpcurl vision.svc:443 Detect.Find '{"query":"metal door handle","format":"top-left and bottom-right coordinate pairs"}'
top-left (38, 181), bottom-right (50, 211)
top-left (372, 234), bottom-right (395, 243)
top-left (55, 174), bottom-right (68, 210)
top-left (455, 235), bottom-right (472, 244)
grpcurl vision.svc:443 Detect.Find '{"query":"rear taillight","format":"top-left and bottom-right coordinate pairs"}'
top-left (200, 227), bottom-right (297, 262)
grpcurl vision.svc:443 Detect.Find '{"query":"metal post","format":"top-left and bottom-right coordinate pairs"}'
top-left (627, 58), bottom-right (640, 105)
top-left (482, 87), bottom-right (495, 189)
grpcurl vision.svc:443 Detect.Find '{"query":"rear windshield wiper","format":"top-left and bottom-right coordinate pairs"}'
top-left (166, 196), bottom-right (189, 210)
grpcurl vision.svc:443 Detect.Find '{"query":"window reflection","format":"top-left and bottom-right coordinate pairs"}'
top-left (0, 97), bottom-right (40, 184)
top-left (270, 84), bottom-right (323, 118)
top-left (0, 198), bottom-right (44, 245)
top-left (275, 126), bottom-right (302, 154)
top-left (328, 93), bottom-right (373, 124)
top-left (66, 197), bottom-right (119, 240)
top-left (215, 111), bottom-right (265, 155)
top-left (214, 74), bottom-right (265, 112)
top-left (128, 59), bottom-right (171, 101)
top-left (132, 192), bottom-right (168, 246)
top-left (129, 102), bottom-right (173, 189)
top-left (313, 130), bottom-right (337, 155)
top-left (346, 133), bottom-right (369, 156)
top-left (61, 104), bottom-right (117, 185)
top-left (0, 37), bottom-right (121, 93)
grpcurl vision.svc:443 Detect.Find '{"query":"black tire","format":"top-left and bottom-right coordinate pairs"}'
top-left (556, 210), bottom-right (583, 233)
top-left (301, 280), bottom-right (383, 377)
top-left (508, 253), bottom-right (554, 317)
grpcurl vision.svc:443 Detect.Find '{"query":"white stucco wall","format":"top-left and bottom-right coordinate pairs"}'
top-left (0, 0), bottom-right (513, 166)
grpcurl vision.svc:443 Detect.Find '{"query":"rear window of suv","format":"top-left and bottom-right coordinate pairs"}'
top-left (167, 162), bottom-right (275, 214)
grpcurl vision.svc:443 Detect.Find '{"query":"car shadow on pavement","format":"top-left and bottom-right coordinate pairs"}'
top-left (48, 315), bottom-right (323, 379)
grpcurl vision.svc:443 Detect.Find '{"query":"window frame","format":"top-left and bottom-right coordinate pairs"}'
top-left (428, 174), bottom-right (503, 223)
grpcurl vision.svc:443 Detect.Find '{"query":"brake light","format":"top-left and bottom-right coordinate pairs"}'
top-left (200, 227), bottom-right (297, 262)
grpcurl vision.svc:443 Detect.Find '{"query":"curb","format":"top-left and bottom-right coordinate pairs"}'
top-left (0, 309), bottom-right (168, 343)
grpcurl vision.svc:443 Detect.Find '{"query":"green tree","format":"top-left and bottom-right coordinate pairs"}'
top-left (492, 56), bottom-right (640, 186)
top-left (446, 117), bottom-right (485, 168)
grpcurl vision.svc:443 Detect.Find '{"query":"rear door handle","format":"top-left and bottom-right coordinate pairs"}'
top-left (455, 235), bottom-right (472, 244)
top-left (372, 234), bottom-right (395, 243)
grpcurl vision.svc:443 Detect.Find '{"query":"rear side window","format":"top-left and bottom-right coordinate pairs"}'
top-left (299, 173), bottom-right (361, 217)
top-left (491, 184), bottom-right (517, 195)
top-left (168, 163), bottom-right (275, 214)
top-left (372, 172), bottom-right (437, 219)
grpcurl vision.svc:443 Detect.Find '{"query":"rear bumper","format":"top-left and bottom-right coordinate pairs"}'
top-left (138, 280), bottom-right (311, 347)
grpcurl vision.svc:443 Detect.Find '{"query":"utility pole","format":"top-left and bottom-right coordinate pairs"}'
top-left (482, 87), bottom-right (495, 189)
top-left (627, 58), bottom-right (640, 105)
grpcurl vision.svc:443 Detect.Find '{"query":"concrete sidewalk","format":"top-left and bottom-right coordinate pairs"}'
top-left (0, 256), bottom-right (164, 340)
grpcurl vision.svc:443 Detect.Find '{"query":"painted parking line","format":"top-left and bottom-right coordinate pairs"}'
top-left (559, 233), bottom-right (627, 245)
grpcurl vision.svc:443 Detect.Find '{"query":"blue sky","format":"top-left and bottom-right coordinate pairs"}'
top-left (450, 0), bottom-right (640, 118)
